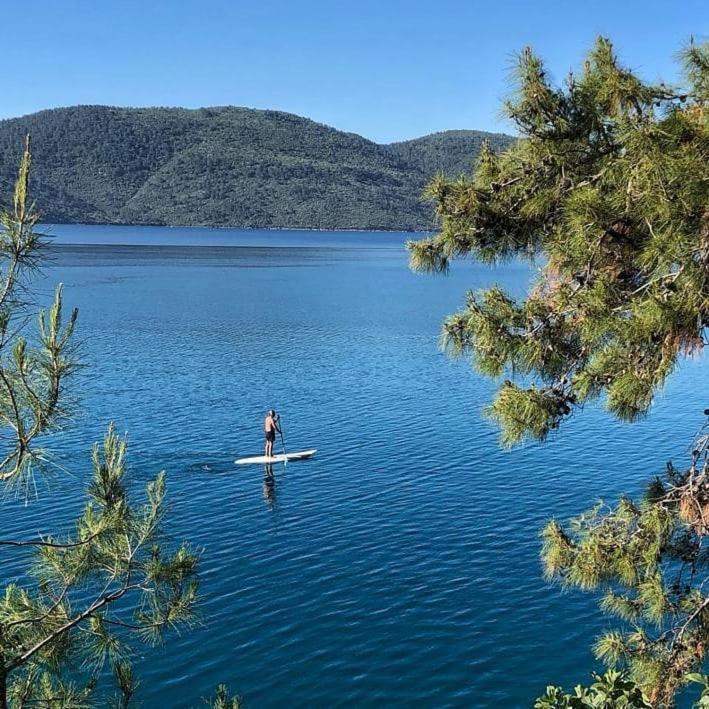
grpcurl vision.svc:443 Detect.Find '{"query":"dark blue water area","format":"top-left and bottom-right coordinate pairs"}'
top-left (2, 226), bottom-right (707, 707)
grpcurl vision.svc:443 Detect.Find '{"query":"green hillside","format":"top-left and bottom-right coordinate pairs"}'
top-left (385, 129), bottom-right (512, 177)
top-left (0, 106), bottom-right (514, 230)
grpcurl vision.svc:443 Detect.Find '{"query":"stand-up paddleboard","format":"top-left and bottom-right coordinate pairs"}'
top-left (234, 449), bottom-right (317, 466)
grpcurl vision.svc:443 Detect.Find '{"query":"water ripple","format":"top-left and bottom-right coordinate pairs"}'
top-left (1, 238), bottom-right (705, 707)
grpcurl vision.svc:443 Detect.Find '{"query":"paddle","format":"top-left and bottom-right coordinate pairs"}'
top-left (276, 413), bottom-right (288, 465)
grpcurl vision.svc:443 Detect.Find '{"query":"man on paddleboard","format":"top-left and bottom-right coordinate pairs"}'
top-left (264, 409), bottom-right (280, 459)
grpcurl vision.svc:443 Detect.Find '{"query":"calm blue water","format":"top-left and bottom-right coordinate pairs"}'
top-left (2, 225), bottom-right (707, 707)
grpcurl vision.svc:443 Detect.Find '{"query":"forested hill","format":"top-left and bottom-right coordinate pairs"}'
top-left (0, 106), bottom-right (514, 231)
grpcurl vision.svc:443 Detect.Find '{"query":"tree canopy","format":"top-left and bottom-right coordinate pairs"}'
top-left (410, 37), bottom-right (709, 706)
top-left (409, 37), bottom-right (708, 446)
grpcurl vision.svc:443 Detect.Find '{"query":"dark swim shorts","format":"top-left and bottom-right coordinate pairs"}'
top-left (265, 430), bottom-right (276, 443)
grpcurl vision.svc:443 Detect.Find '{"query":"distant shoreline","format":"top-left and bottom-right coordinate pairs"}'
top-left (40, 222), bottom-right (431, 235)
top-left (42, 223), bottom-right (427, 249)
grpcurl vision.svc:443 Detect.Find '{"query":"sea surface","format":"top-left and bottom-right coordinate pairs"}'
top-left (2, 225), bottom-right (707, 707)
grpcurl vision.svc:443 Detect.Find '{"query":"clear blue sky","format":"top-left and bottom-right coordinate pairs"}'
top-left (7, 0), bottom-right (707, 143)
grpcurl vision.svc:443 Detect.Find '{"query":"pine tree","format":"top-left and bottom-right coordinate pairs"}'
top-left (0, 142), bottom-right (199, 707)
top-left (539, 422), bottom-right (709, 705)
top-left (409, 37), bottom-right (707, 446)
top-left (409, 38), bottom-right (708, 706)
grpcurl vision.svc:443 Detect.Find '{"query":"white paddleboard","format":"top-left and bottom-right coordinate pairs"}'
top-left (234, 449), bottom-right (317, 465)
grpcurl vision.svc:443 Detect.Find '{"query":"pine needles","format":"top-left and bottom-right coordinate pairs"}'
top-left (410, 36), bottom-right (709, 705)
top-left (540, 427), bottom-right (709, 705)
top-left (0, 142), bottom-right (201, 707)
top-left (409, 37), bottom-right (709, 445)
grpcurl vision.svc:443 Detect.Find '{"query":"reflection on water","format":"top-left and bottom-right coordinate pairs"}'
top-left (263, 465), bottom-right (277, 511)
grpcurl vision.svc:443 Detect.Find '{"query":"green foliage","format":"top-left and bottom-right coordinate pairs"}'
top-left (204, 684), bottom-right (242, 709)
top-left (0, 137), bottom-right (78, 489)
top-left (410, 34), bottom-right (709, 708)
top-left (541, 427), bottom-right (709, 706)
top-left (0, 107), bottom-right (513, 230)
top-left (534, 669), bottom-right (652, 708)
top-left (409, 37), bottom-right (708, 445)
top-left (1, 426), bottom-right (200, 706)
top-left (0, 142), bottom-right (200, 707)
